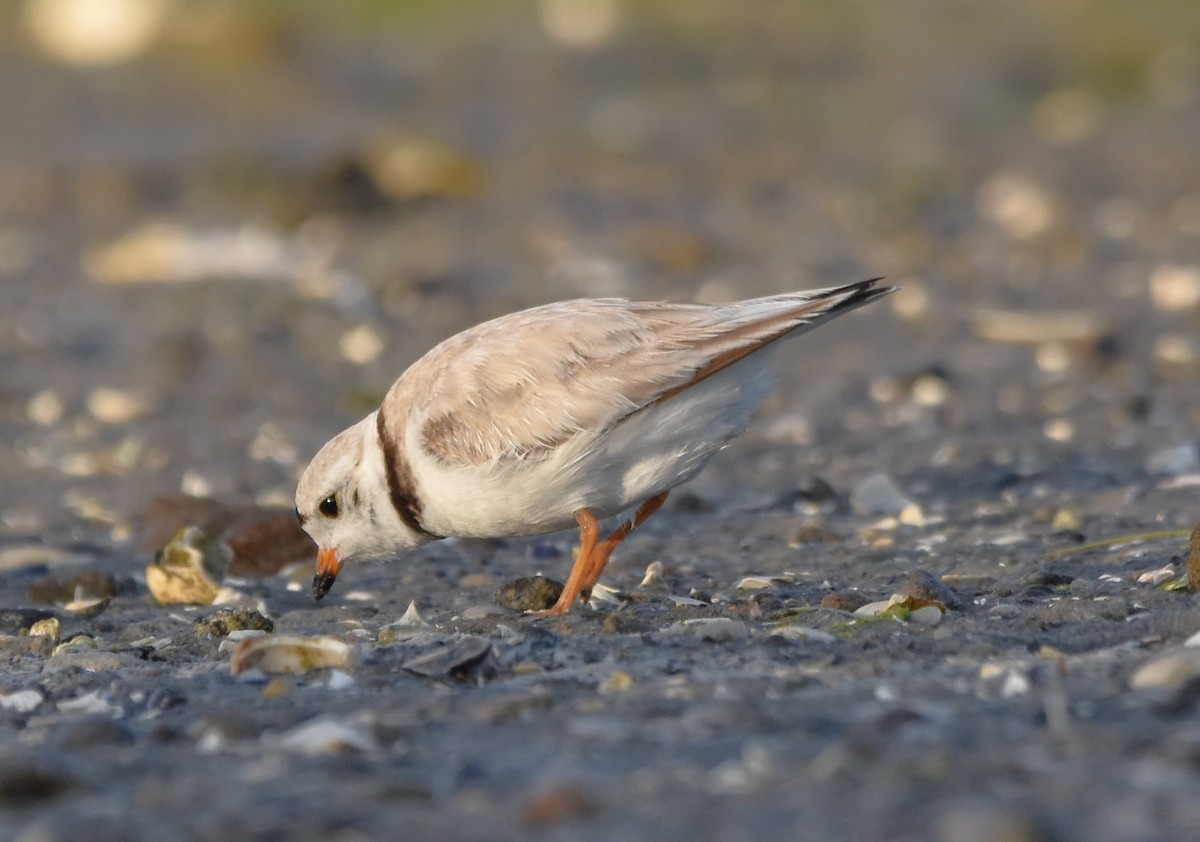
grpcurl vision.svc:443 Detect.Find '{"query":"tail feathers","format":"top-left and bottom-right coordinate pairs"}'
top-left (651, 278), bottom-right (895, 406)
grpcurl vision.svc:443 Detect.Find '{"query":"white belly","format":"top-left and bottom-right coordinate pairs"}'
top-left (411, 355), bottom-right (777, 538)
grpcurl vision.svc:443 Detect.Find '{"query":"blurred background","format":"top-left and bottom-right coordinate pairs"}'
top-left (2, 0), bottom-right (1200, 544)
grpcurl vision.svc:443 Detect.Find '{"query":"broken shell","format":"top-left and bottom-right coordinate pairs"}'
top-left (1136, 566), bottom-right (1177, 586)
top-left (28, 617), bottom-right (61, 643)
top-left (401, 636), bottom-right (491, 678)
top-left (640, 561), bottom-right (664, 586)
top-left (52, 635), bottom-right (97, 656)
top-left (229, 635), bottom-right (353, 675)
top-left (63, 595), bottom-right (111, 618)
top-left (397, 600), bottom-right (425, 627)
top-left (145, 526), bottom-right (230, 605)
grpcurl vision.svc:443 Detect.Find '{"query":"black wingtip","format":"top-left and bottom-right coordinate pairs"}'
top-left (827, 277), bottom-right (898, 314)
top-left (312, 571), bottom-right (337, 600)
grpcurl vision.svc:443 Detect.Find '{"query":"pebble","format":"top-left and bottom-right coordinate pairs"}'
top-left (598, 670), bottom-right (633, 694)
top-left (273, 716), bottom-right (376, 755)
top-left (0, 689), bottom-right (45, 713)
top-left (57, 690), bottom-right (122, 717)
top-left (28, 618), bottom-right (61, 644)
top-left (1149, 264), bottom-right (1200, 311)
top-left (602, 611), bottom-right (651, 634)
top-left (523, 783), bottom-right (598, 827)
top-left (665, 618), bottom-right (747, 643)
top-left (901, 570), bottom-right (966, 610)
top-left (195, 607), bottom-right (274, 637)
top-left (1129, 649), bottom-right (1200, 691)
top-left (87, 386), bottom-right (149, 424)
top-left (769, 626), bottom-right (837, 644)
top-left (494, 576), bottom-right (563, 612)
top-left (909, 605), bottom-right (944, 626)
top-left (850, 473), bottom-right (916, 517)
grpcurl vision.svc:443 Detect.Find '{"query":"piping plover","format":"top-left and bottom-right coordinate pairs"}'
top-left (297, 278), bottom-right (894, 614)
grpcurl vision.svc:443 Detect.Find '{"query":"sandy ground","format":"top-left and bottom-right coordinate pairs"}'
top-left (3, 2), bottom-right (1200, 840)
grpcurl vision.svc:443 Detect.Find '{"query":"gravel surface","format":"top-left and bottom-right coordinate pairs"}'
top-left (3, 3), bottom-right (1200, 840)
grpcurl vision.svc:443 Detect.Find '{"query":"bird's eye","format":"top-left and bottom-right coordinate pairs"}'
top-left (318, 495), bottom-right (339, 518)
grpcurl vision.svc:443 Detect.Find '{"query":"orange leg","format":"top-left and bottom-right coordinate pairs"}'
top-left (533, 491), bottom-right (670, 617)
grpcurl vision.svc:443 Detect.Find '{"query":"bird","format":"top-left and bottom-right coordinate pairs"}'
top-left (296, 278), bottom-right (895, 615)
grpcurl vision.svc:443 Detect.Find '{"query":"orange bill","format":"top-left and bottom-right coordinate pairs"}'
top-left (312, 546), bottom-right (342, 600)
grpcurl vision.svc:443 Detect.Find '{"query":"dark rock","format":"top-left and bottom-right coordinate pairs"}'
top-left (194, 608), bottom-right (275, 637)
top-left (901, 570), bottom-right (968, 610)
top-left (494, 576), bottom-right (563, 612)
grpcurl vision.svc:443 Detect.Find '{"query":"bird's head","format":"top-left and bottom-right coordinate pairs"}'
top-left (295, 414), bottom-right (403, 600)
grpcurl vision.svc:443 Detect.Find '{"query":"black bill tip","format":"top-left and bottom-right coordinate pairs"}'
top-left (312, 571), bottom-right (337, 600)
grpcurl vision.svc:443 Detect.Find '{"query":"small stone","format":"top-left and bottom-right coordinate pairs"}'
top-left (598, 670), bottom-right (633, 694)
top-left (897, 503), bottom-right (926, 527)
top-left (86, 386), bottom-right (149, 424)
top-left (0, 763), bottom-right (75, 804)
top-left (850, 473), bottom-right (915, 517)
top-left (0, 689), bottom-right (44, 713)
top-left (195, 608), bottom-right (274, 638)
top-left (523, 783), bottom-right (598, 827)
top-left (494, 576), bottom-right (563, 612)
top-left (770, 626), bottom-right (837, 644)
top-left (1051, 508), bottom-right (1082, 531)
top-left (602, 611), bottom-right (651, 634)
top-left (788, 523), bottom-right (842, 546)
top-left (27, 390), bottom-right (64, 425)
top-left (1149, 264), bottom-right (1200, 311)
top-left (274, 716), bottom-right (376, 755)
top-left (820, 591), bottom-right (871, 612)
top-left (665, 618), bottom-right (747, 643)
top-left (56, 689), bottom-right (122, 717)
top-left (900, 570), bottom-right (966, 610)
top-left (1130, 649), bottom-right (1200, 691)
top-left (339, 324), bottom-right (385, 365)
top-left (909, 605), bottom-right (944, 626)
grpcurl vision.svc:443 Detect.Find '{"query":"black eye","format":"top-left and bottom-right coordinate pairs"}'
top-left (318, 495), bottom-right (339, 518)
